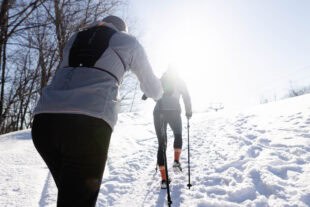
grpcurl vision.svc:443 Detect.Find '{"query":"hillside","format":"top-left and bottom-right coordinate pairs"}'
top-left (1, 95), bottom-right (310, 207)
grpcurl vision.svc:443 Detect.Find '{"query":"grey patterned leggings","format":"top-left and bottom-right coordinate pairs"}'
top-left (153, 108), bottom-right (182, 166)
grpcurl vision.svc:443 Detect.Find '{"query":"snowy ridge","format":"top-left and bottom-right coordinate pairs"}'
top-left (1, 94), bottom-right (310, 206)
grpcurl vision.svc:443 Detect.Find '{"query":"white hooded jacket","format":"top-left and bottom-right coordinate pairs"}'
top-left (34, 22), bottom-right (163, 129)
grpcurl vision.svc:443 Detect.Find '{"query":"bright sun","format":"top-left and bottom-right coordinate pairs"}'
top-left (153, 18), bottom-right (233, 111)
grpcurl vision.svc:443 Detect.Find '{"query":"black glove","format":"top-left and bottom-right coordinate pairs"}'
top-left (186, 111), bottom-right (192, 119)
top-left (141, 94), bottom-right (148, 100)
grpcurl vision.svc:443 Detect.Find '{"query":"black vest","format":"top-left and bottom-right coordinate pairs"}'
top-left (69, 26), bottom-right (116, 68)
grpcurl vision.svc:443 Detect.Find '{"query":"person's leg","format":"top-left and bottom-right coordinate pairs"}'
top-left (167, 112), bottom-right (183, 162)
top-left (32, 114), bottom-right (111, 207)
top-left (56, 114), bottom-right (112, 207)
top-left (153, 109), bottom-right (168, 181)
top-left (31, 114), bottom-right (62, 188)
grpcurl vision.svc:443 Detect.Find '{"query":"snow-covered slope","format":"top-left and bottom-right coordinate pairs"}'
top-left (1, 94), bottom-right (310, 207)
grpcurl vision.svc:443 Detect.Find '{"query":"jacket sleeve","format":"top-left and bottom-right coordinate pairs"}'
top-left (179, 80), bottom-right (192, 115)
top-left (129, 40), bottom-right (163, 100)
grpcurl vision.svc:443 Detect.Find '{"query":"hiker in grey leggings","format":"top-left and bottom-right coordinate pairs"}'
top-left (152, 68), bottom-right (192, 188)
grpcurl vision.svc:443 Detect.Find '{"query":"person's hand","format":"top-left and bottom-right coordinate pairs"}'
top-left (186, 112), bottom-right (192, 119)
top-left (141, 94), bottom-right (148, 100)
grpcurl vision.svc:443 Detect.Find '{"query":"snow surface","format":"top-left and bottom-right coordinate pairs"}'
top-left (1, 94), bottom-right (310, 207)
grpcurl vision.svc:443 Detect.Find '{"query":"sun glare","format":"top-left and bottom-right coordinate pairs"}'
top-left (154, 17), bottom-right (233, 111)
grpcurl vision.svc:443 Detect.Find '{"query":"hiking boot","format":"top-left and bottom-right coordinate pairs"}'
top-left (173, 160), bottom-right (182, 172)
top-left (161, 178), bottom-right (171, 189)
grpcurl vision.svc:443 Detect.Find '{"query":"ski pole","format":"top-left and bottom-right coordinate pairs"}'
top-left (187, 118), bottom-right (192, 189)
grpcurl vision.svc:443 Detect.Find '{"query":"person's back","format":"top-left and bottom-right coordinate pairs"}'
top-left (34, 17), bottom-right (162, 129)
top-left (31, 15), bottom-right (162, 207)
top-left (155, 68), bottom-right (191, 114)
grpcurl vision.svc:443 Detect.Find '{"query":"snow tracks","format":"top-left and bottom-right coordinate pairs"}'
top-left (97, 105), bottom-right (310, 206)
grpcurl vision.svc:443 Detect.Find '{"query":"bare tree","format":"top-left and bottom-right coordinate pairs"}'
top-left (287, 84), bottom-right (310, 98)
top-left (119, 72), bottom-right (142, 112)
top-left (0, 0), bottom-right (45, 129)
top-left (0, 0), bottom-right (128, 134)
top-left (42, 0), bottom-right (124, 63)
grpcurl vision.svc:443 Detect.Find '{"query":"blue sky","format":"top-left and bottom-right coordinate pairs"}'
top-left (128, 0), bottom-right (310, 110)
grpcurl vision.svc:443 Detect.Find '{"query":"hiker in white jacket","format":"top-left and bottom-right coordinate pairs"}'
top-left (31, 15), bottom-right (162, 207)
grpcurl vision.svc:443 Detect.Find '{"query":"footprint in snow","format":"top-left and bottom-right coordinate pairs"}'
top-left (255, 129), bottom-right (266, 134)
top-left (288, 115), bottom-right (304, 122)
top-left (206, 187), bottom-right (227, 196)
top-left (241, 138), bottom-right (252, 146)
top-left (300, 133), bottom-right (310, 138)
top-left (301, 193), bottom-right (310, 206)
top-left (204, 176), bottom-right (231, 186)
top-left (267, 165), bottom-right (302, 180)
top-left (258, 138), bottom-right (271, 146)
top-left (235, 128), bottom-right (243, 134)
top-left (247, 146), bottom-right (262, 158)
top-left (270, 152), bottom-right (290, 161)
top-left (245, 134), bottom-right (257, 140)
top-left (249, 169), bottom-right (283, 197)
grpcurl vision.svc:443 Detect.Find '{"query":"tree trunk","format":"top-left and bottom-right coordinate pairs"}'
top-left (53, 0), bottom-right (64, 60)
top-left (0, 0), bottom-right (9, 122)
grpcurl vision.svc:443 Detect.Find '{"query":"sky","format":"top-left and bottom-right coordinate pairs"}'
top-left (127, 0), bottom-right (310, 111)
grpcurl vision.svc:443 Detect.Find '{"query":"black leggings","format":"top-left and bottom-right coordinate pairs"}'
top-left (153, 109), bottom-right (182, 166)
top-left (31, 113), bottom-right (112, 207)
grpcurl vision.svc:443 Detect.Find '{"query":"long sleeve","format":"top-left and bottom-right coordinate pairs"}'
top-left (129, 40), bottom-right (163, 100)
top-left (179, 80), bottom-right (192, 114)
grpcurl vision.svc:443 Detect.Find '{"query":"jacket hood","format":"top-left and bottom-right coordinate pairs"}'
top-left (102, 15), bottom-right (127, 32)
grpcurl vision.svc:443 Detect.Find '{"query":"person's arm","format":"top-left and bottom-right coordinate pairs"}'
top-left (179, 80), bottom-right (192, 118)
top-left (129, 39), bottom-right (163, 100)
